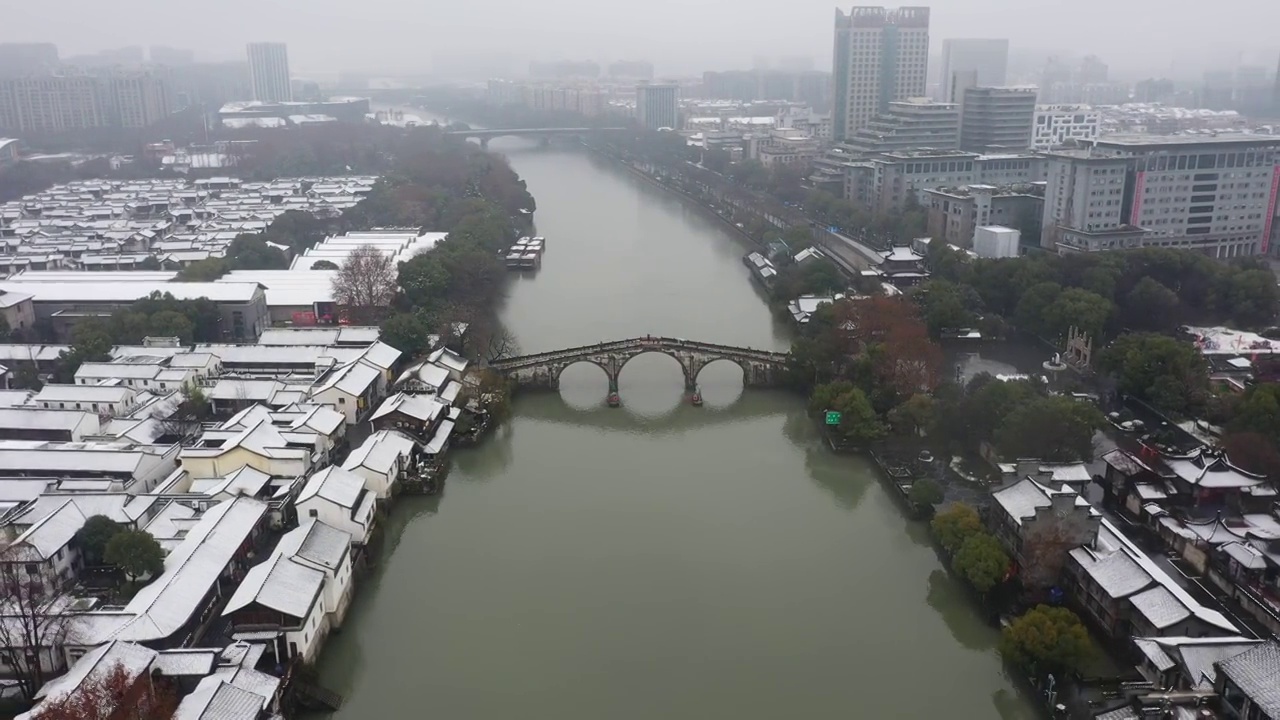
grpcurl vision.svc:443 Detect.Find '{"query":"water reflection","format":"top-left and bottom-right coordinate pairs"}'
top-left (781, 409), bottom-right (872, 510)
top-left (926, 569), bottom-right (998, 651)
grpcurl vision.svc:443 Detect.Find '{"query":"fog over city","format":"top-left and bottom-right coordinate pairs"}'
top-left (4, 0), bottom-right (1278, 78)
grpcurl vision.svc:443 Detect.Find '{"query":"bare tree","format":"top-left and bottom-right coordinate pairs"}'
top-left (484, 325), bottom-right (520, 363)
top-left (0, 553), bottom-right (81, 701)
top-left (331, 244), bottom-right (396, 324)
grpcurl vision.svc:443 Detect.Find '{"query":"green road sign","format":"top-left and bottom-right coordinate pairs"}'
top-left (825, 411), bottom-right (841, 425)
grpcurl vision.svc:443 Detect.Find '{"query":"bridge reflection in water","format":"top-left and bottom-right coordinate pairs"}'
top-left (491, 336), bottom-right (792, 398)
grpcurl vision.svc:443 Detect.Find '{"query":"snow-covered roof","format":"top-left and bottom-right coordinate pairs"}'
top-left (991, 477), bottom-right (1093, 526)
top-left (223, 548), bottom-right (324, 619)
top-left (371, 392), bottom-right (446, 423)
top-left (427, 347), bottom-right (468, 374)
top-left (1218, 641), bottom-right (1280, 717)
top-left (10, 500), bottom-right (86, 559)
top-left (424, 420), bottom-right (455, 455)
top-left (298, 466), bottom-right (366, 509)
top-left (360, 341), bottom-right (401, 370)
top-left (1163, 448), bottom-right (1266, 490)
top-left (173, 675), bottom-right (265, 720)
top-left (1130, 585), bottom-right (1191, 629)
top-left (313, 360), bottom-right (380, 397)
top-left (1069, 544), bottom-right (1151, 599)
top-left (342, 429), bottom-right (416, 476)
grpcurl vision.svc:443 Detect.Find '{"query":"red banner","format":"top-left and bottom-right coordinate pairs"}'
top-left (1262, 165), bottom-right (1280, 255)
top-left (291, 311), bottom-right (317, 326)
top-left (1129, 171), bottom-right (1146, 226)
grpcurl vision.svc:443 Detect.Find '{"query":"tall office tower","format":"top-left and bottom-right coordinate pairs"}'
top-left (635, 83), bottom-right (679, 129)
top-left (246, 42), bottom-right (292, 103)
top-left (939, 39), bottom-right (1008, 103)
top-left (0, 43), bottom-right (59, 78)
top-left (958, 86), bottom-right (1036, 152)
top-left (832, 6), bottom-right (930, 142)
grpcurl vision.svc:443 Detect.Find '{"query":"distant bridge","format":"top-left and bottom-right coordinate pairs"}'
top-left (491, 337), bottom-right (791, 394)
top-left (445, 127), bottom-right (629, 147)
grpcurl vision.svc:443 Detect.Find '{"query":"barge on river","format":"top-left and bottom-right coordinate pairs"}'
top-left (506, 235), bottom-right (546, 270)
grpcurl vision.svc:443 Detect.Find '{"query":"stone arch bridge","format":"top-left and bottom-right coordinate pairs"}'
top-left (444, 127), bottom-right (629, 148)
top-left (491, 337), bottom-right (791, 393)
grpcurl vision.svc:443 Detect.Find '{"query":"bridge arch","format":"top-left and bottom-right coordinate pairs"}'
top-left (615, 349), bottom-right (697, 390)
top-left (555, 358), bottom-right (613, 386)
top-left (691, 356), bottom-right (748, 388)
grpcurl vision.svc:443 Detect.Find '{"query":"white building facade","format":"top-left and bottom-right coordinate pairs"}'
top-left (1032, 105), bottom-right (1101, 150)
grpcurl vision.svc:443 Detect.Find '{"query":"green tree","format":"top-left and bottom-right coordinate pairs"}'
top-left (1040, 288), bottom-right (1112, 343)
top-left (1221, 268), bottom-right (1280, 327)
top-left (380, 312), bottom-right (435, 358)
top-left (962, 376), bottom-right (1041, 445)
top-left (918, 280), bottom-right (978, 336)
top-left (994, 396), bottom-right (1103, 462)
top-left (1099, 333), bottom-right (1209, 415)
top-left (1229, 383), bottom-right (1280, 440)
top-left (952, 532), bottom-right (1010, 594)
top-left (73, 515), bottom-right (123, 567)
top-left (930, 503), bottom-right (984, 555)
top-left (809, 381), bottom-right (884, 444)
top-left (999, 605), bottom-right (1093, 676)
top-left (1121, 277), bottom-right (1182, 332)
top-left (888, 394), bottom-right (934, 436)
top-left (1013, 281), bottom-right (1062, 336)
top-left (103, 529), bottom-right (165, 582)
top-left (175, 258), bottom-right (230, 281)
top-left (908, 477), bottom-right (945, 508)
top-left (227, 235), bottom-right (289, 270)
top-left (146, 311), bottom-right (195, 344)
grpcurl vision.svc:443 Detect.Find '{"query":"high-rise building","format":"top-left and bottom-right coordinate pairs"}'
top-left (1041, 135), bottom-right (1280, 257)
top-left (832, 6), bottom-right (930, 141)
top-left (959, 86), bottom-right (1036, 153)
top-left (0, 43), bottom-right (59, 78)
top-left (635, 83), bottom-right (678, 130)
top-left (246, 42), bottom-right (291, 103)
top-left (939, 39), bottom-right (1008, 103)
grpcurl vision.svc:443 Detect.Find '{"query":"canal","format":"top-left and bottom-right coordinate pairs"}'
top-left (316, 137), bottom-right (1039, 718)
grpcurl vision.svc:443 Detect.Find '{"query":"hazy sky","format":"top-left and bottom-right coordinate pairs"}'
top-left (4, 0), bottom-right (1278, 79)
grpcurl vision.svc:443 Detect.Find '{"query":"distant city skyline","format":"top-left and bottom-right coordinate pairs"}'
top-left (3, 0), bottom-right (1277, 81)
